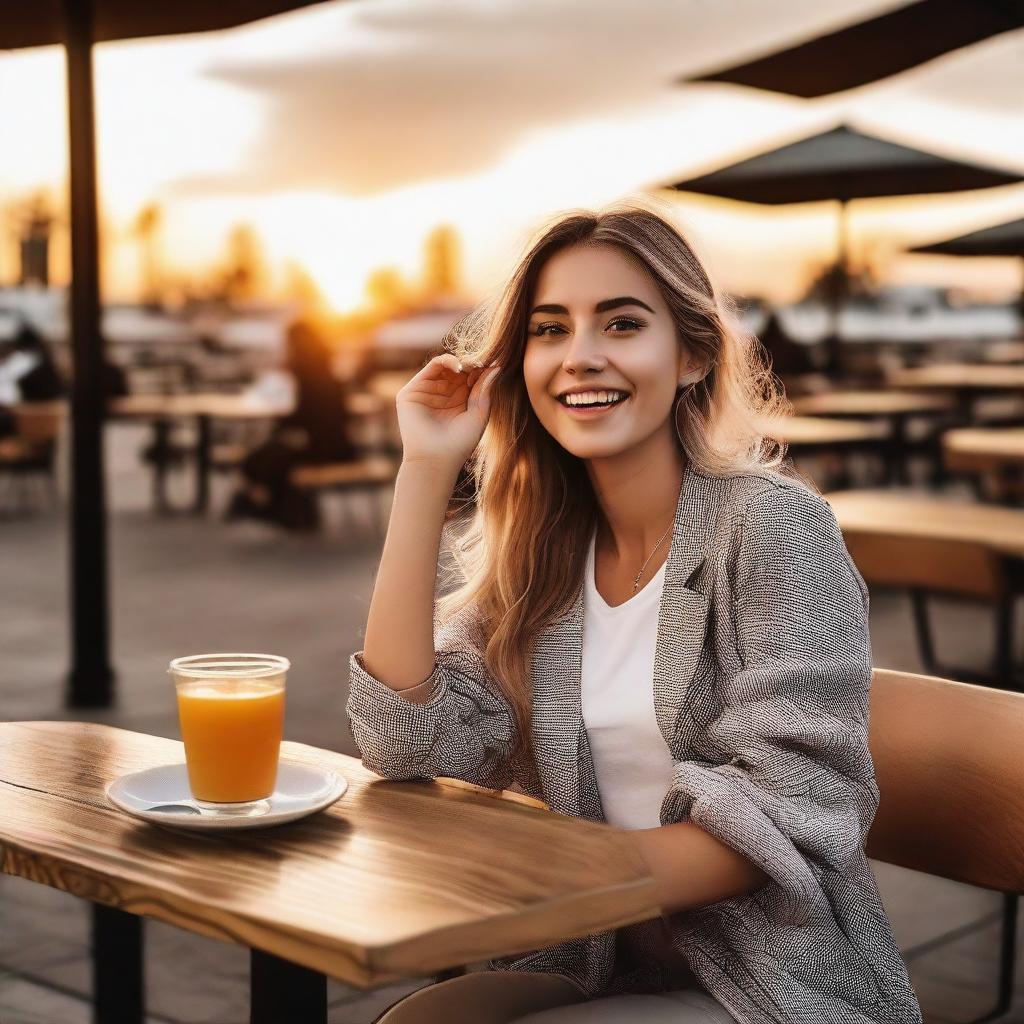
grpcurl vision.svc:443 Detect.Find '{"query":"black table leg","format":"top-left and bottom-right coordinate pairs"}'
top-left (92, 903), bottom-right (144, 1024)
top-left (153, 418), bottom-right (171, 514)
top-left (194, 414), bottom-right (212, 516)
top-left (250, 948), bottom-right (327, 1024)
top-left (890, 414), bottom-right (908, 485)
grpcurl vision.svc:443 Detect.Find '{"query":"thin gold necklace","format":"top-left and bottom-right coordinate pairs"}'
top-left (632, 522), bottom-right (673, 593)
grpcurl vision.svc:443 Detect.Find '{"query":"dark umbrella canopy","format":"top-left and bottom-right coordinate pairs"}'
top-left (0, 1), bottom-right (328, 48)
top-left (911, 217), bottom-right (1024, 257)
top-left (670, 125), bottom-right (1023, 205)
top-left (688, 0), bottom-right (1024, 98)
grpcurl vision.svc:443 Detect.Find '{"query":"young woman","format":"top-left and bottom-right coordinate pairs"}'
top-left (347, 205), bottom-right (923, 1023)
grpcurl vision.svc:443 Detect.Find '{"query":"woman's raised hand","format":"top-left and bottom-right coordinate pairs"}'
top-left (395, 354), bottom-right (501, 470)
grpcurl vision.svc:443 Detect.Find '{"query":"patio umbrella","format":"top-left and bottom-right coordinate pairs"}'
top-left (667, 124), bottom-right (1023, 367)
top-left (912, 215), bottom-right (1024, 311)
top-left (911, 216), bottom-right (1024, 257)
top-left (687, 0), bottom-right (1024, 98)
top-left (0, 0), bottom-right (331, 708)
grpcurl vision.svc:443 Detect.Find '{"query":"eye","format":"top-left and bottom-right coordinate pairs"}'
top-left (530, 322), bottom-right (566, 337)
top-left (607, 316), bottom-right (644, 332)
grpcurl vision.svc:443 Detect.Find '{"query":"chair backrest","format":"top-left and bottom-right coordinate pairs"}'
top-left (845, 532), bottom-right (1006, 599)
top-left (867, 668), bottom-right (1024, 894)
top-left (13, 402), bottom-right (64, 447)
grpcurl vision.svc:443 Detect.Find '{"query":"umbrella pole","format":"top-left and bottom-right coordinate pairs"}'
top-left (826, 198), bottom-right (849, 376)
top-left (63, 0), bottom-right (114, 707)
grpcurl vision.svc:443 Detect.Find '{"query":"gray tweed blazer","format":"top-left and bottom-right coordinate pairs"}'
top-left (347, 465), bottom-right (924, 1024)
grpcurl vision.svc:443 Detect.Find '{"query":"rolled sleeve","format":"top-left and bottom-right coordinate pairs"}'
top-left (661, 484), bottom-right (876, 925)
top-left (346, 607), bottom-right (517, 789)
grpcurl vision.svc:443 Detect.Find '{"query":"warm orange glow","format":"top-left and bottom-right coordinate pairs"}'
top-left (2, 5), bottom-right (1023, 310)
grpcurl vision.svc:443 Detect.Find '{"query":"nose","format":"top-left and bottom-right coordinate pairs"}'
top-left (562, 324), bottom-right (607, 376)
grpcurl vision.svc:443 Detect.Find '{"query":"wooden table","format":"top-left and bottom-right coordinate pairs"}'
top-left (982, 340), bottom-right (1024, 366)
top-left (943, 427), bottom-right (1024, 504)
top-left (790, 391), bottom-right (955, 484)
top-left (887, 364), bottom-right (1024, 393)
top-left (764, 414), bottom-right (887, 448)
top-left (0, 722), bottom-right (658, 1023)
top-left (825, 490), bottom-right (1024, 686)
top-left (943, 428), bottom-right (1024, 475)
top-left (763, 416), bottom-right (888, 489)
top-left (886, 365), bottom-right (1024, 427)
top-left (791, 391), bottom-right (954, 419)
top-left (110, 394), bottom-right (293, 515)
top-left (825, 490), bottom-right (1024, 561)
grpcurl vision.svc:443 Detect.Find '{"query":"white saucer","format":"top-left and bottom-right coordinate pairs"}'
top-left (105, 762), bottom-right (347, 830)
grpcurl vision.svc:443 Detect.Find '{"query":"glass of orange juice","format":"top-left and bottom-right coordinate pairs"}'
top-left (169, 653), bottom-right (288, 816)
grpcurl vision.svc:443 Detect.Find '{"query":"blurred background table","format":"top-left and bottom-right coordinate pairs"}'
top-left (764, 414), bottom-right (888, 489)
top-left (109, 393), bottom-right (294, 515)
top-left (791, 390), bottom-right (956, 484)
top-left (943, 427), bottom-right (1024, 505)
top-left (826, 490), bottom-right (1024, 688)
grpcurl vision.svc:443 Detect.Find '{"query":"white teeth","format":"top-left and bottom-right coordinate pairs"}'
top-left (562, 390), bottom-right (626, 407)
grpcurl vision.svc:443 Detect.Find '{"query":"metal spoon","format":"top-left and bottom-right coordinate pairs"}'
top-left (141, 803), bottom-right (203, 815)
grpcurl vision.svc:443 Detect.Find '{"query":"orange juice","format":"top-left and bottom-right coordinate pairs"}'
top-left (176, 678), bottom-right (285, 802)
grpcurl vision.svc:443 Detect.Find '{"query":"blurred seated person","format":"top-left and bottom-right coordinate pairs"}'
top-left (227, 317), bottom-right (358, 530)
top-left (757, 310), bottom-right (830, 396)
top-left (0, 322), bottom-right (66, 438)
top-left (103, 357), bottom-right (129, 399)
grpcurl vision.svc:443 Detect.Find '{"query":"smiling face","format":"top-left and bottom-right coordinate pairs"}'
top-left (522, 242), bottom-right (701, 462)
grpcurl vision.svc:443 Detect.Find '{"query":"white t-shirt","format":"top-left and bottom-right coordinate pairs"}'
top-left (581, 529), bottom-right (675, 830)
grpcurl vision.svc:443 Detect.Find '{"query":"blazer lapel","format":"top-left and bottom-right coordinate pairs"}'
top-left (530, 591), bottom-right (597, 818)
top-left (653, 467), bottom-right (714, 750)
top-left (530, 465), bottom-right (716, 823)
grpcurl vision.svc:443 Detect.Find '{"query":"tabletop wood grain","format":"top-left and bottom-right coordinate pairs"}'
top-left (0, 722), bottom-right (658, 988)
top-left (824, 490), bottom-right (1024, 560)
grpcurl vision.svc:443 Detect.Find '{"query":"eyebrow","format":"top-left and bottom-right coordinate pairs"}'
top-left (529, 296), bottom-right (656, 316)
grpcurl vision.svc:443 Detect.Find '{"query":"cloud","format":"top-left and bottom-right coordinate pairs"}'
top-left (177, 0), bottom-right (918, 196)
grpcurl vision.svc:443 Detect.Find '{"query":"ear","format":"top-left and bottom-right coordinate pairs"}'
top-left (677, 357), bottom-right (707, 388)
top-left (677, 349), bottom-right (706, 388)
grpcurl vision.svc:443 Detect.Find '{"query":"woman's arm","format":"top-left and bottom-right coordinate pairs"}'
top-left (360, 457), bottom-right (462, 694)
top-left (647, 483), bottom-right (876, 923)
top-left (359, 353), bottom-right (498, 693)
top-left (627, 821), bottom-right (769, 914)
top-left (346, 357), bottom-right (515, 786)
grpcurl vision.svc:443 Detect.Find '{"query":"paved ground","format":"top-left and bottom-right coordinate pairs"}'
top-left (1, 422), bottom-right (1021, 1022)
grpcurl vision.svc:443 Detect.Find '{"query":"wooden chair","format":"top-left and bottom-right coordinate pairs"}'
top-left (868, 668), bottom-right (1024, 1022)
top-left (0, 401), bottom-right (62, 516)
top-left (290, 455), bottom-right (398, 539)
top-left (843, 531), bottom-right (1021, 690)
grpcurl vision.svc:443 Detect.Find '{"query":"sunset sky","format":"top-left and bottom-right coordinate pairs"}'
top-left (1, 0), bottom-right (1023, 310)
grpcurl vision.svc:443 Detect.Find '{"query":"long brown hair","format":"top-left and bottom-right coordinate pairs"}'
top-left (437, 201), bottom-right (792, 766)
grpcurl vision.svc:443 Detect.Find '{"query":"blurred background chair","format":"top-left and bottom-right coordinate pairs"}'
top-left (0, 401), bottom-right (63, 516)
top-left (844, 531), bottom-right (1021, 690)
